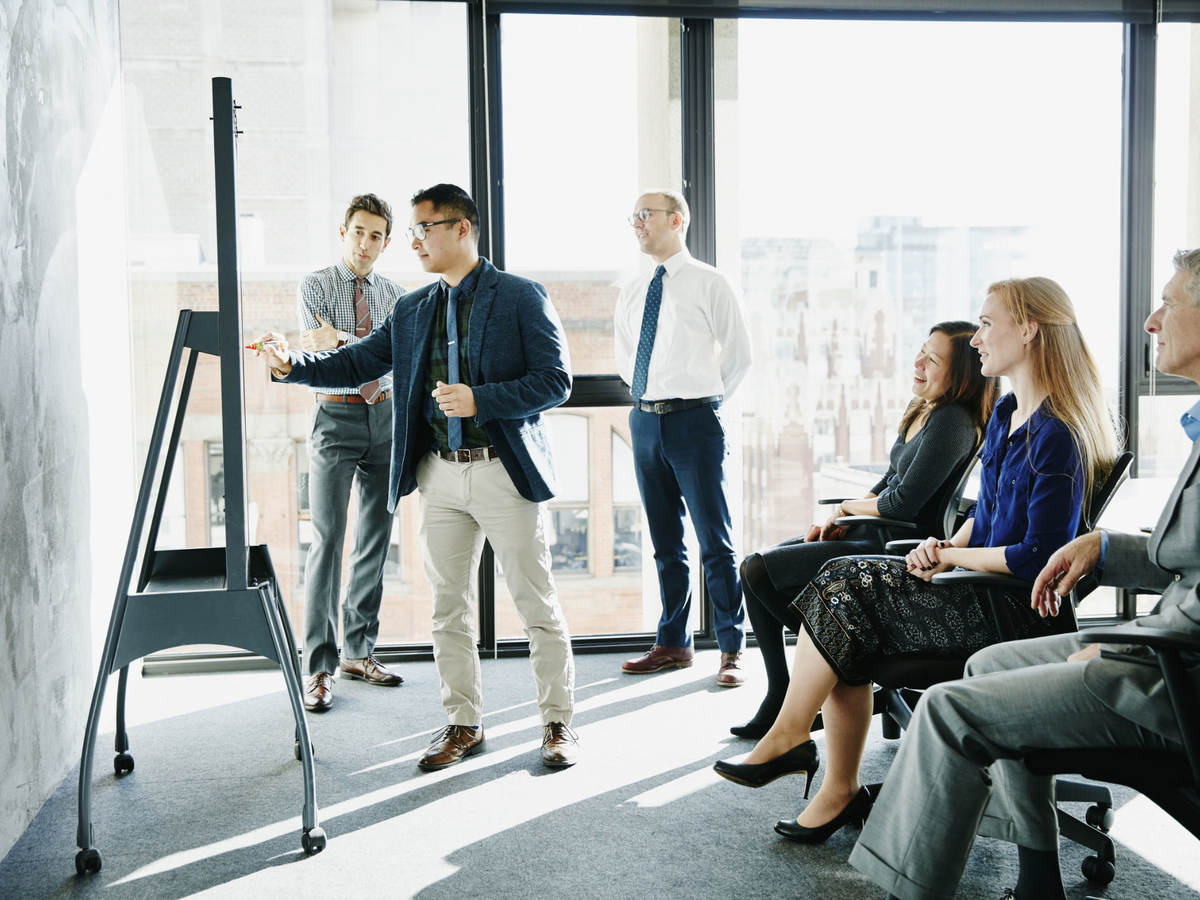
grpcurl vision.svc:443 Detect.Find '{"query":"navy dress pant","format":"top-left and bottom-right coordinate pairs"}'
top-left (630, 402), bottom-right (743, 652)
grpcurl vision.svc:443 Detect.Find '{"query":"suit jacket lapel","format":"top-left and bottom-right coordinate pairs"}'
top-left (1150, 438), bottom-right (1200, 564)
top-left (408, 284), bottom-right (438, 398)
top-left (467, 260), bottom-right (495, 380)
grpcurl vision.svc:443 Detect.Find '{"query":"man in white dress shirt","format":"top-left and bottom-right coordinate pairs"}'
top-left (614, 189), bottom-right (753, 685)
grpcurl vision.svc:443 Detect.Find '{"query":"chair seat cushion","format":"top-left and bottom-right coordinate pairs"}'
top-left (869, 654), bottom-right (968, 690)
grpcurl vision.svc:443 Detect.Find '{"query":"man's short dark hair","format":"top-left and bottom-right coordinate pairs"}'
top-left (344, 193), bottom-right (393, 237)
top-left (411, 183), bottom-right (480, 239)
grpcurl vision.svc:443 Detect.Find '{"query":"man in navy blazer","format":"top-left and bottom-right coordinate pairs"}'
top-left (255, 183), bottom-right (579, 770)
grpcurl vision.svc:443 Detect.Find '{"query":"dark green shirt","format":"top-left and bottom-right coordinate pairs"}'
top-left (425, 262), bottom-right (491, 451)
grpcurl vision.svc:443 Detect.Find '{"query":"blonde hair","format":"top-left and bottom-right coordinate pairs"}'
top-left (987, 277), bottom-right (1118, 506)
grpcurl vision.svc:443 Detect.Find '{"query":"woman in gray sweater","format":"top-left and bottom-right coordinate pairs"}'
top-left (731, 320), bottom-right (998, 739)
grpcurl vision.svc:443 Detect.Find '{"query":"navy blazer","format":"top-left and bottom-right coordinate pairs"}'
top-left (281, 258), bottom-right (572, 509)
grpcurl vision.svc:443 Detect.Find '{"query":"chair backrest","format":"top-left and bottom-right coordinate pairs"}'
top-left (937, 452), bottom-right (980, 539)
top-left (1081, 450), bottom-right (1134, 533)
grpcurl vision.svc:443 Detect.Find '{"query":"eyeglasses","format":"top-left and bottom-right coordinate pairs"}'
top-left (406, 218), bottom-right (461, 242)
top-left (626, 208), bottom-right (674, 226)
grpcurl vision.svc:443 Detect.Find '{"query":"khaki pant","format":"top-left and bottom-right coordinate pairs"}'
top-left (416, 452), bottom-right (574, 726)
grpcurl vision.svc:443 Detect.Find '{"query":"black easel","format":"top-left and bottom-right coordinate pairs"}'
top-left (73, 77), bottom-right (324, 876)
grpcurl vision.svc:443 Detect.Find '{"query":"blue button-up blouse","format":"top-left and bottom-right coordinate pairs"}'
top-left (968, 393), bottom-right (1085, 581)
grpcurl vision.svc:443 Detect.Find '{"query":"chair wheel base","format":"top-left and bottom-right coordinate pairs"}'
top-left (1081, 854), bottom-right (1116, 884)
top-left (301, 827), bottom-right (326, 855)
top-left (114, 752), bottom-right (135, 776)
top-left (1085, 803), bottom-right (1114, 832)
top-left (75, 847), bottom-right (102, 876)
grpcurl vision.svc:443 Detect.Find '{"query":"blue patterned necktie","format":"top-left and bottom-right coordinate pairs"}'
top-left (630, 264), bottom-right (666, 401)
top-left (445, 283), bottom-right (462, 451)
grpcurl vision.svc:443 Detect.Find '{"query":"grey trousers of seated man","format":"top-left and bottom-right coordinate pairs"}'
top-left (848, 632), bottom-right (1179, 900)
top-left (303, 399), bottom-right (395, 675)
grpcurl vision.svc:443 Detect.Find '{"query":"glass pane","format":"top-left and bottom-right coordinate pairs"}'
top-left (1152, 24), bottom-right (1200, 313)
top-left (500, 14), bottom-right (682, 375)
top-left (493, 407), bottom-right (699, 640)
top-left (121, 0), bottom-right (469, 652)
top-left (715, 20), bottom-right (1123, 557)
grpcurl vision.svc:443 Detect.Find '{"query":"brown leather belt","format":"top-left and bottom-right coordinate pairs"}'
top-left (317, 391), bottom-right (391, 405)
top-left (437, 446), bottom-right (499, 463)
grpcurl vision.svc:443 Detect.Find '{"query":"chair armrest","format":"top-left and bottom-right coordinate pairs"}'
top-left (834, 515), bottom-right (917, 530)
top-left (930, 570), bottom-right (1032, 590)
top-left (1078, 621), bottom-right (1200, 785)
top-left (884, 539), bottom-right (921, 554)
top-left (818, 497), bottom-right (852, 505)
top-left (1077, 622), bottom-right (1200, 654)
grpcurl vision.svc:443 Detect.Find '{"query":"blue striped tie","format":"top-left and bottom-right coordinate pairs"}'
top-left (630, 265), bottom-right (666, 401)
top-left (446, 285), bottom-right (462, 451)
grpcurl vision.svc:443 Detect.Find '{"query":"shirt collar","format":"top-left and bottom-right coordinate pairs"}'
top-left (337, 261), bottom-right (374, 285)
top-left (657, 247), bottom-right (691, 279)
top-left (993, 392), bottom-right (1051, 443)
top-left (1181, 398), bottom-right (1200, 442)
top-left (440, 259), bottom-right (483, 300)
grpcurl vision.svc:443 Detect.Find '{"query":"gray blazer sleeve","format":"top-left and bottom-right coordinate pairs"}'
top-left (1100, 531), bottom-right (1173, 593)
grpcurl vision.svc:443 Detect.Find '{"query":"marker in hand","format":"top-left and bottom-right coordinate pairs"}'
top-left (245, 340), bottom-right (283, 352)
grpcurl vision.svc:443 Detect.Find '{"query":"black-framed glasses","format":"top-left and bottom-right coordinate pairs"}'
top-left (626, 208), bottom-right (674, 226)
top-left (407, 218), bottom-right (461, 242)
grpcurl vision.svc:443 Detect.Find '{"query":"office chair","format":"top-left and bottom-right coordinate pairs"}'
top-left (1017, 618), bottom-right (1200, 887)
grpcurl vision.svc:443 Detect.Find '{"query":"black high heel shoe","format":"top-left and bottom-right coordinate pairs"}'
top-left (774, 785), bottom-right (873, 844)
top-left (712, 740), bottom-right (819, 796)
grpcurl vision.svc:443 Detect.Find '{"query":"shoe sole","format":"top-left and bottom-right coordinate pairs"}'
top-left (621, 659), bottom-right (694, 674)
top-left (716, 678), bottom-right (744, 688)
top-left (542, 756), bottom-right (578, 769)
top-left (339, 669), bottom-right (403, 686)
top-left (303, 701), bottom-right (332, 713)
top-left (417, 740), bottom-right (486, 772)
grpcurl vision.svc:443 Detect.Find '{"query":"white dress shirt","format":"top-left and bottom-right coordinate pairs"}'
top-left (613, 248), bottom-right (752, 402)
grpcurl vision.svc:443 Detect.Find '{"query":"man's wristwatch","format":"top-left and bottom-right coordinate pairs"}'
top-left (336, 330), bottom-right (351, 347)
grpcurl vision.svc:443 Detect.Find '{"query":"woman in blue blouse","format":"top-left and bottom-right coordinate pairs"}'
top-left (714, 276), bottom-right (1118, 845)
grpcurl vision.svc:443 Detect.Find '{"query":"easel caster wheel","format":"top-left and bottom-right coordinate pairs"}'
top-left (114, 753), bottom-right (135, 776)
top-left (1081, 855), bottom-right (1116, 884)
top-left (301, 827), bottom-right (327, 855)
top-left (75, 847), bottom-right (102, 875)
top-left (1085, 804), bottom-right (1114, 832)
top-left (294, 741), bottom-right (314, 761)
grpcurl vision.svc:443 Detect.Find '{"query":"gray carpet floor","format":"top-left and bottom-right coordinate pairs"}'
top-left (2, 649), bottom-right (1198, 899)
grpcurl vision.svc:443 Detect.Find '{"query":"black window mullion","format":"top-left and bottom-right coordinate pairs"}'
top-left (1119, 20), bottom-right (1156, 476)
top-left (681, 18), bottom-right (716, 266)
top-left (680, 17), bottom-right (718, 644)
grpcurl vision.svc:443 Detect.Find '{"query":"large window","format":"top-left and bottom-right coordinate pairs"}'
top-left (715, 19), bottom-right (1124, 589)
top-left (121, 0), bottom-right (470, 649)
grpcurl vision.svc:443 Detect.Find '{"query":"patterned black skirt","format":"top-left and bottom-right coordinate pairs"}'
top-left (788, 555), bottom-right (1056, 686)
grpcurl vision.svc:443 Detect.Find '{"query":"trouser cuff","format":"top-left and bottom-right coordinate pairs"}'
top-left (848, 841), bottom-right (957, 900)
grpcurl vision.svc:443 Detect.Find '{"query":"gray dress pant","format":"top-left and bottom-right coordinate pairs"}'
top-left (304, 398), bottom-right (395, 675)
top-left (848, 632), bottom-right (1178, 900)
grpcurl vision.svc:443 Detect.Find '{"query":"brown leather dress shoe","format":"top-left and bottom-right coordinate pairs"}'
top-left (340, 655), bottom-right (403, 686)
top-left (541, 722), bottom-right (580, 768)
top-left (303, 672), bottom-right (333, 712)
top-left (717, 651), bottom-right (745, 687)
top-left (622, 644), bottom-right (695, 674)
top-left (417, 725), bottom-right (485, 771)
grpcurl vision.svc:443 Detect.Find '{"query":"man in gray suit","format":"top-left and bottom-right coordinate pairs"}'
top-left (849, 248), bottom-right (1200, 900)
